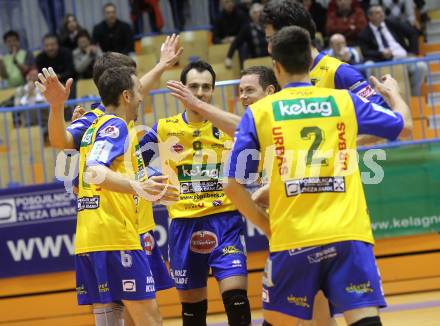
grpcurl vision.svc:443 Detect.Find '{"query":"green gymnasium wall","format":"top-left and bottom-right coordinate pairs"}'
top-left (361, 141), bottom-right (440, 238)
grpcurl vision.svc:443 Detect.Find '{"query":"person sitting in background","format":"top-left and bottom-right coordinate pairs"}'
top-left (325, 0), bottom-right (368, 45)
top-left (323, 33), bottom-right (362, 64)
top-left (14, 68), bottom-right (46, 128)
top-left (370, 0), bottom-right (420, 30)
top-left (36, 34), bottom-right (76, 84)
top-left (93, 2), bottom-right (134, 54)
top-left (73, 30), bottom-right (102, 79)
top-left (224, 3), bottom-right (268, 69)
top-left (359, 5), bottom-right (427, 95)
top-left (0, 30), bottom-right (34, 88)
top-left (59, 14), bottom-right (85, 51)
top-left (212, 0), bottom-right (249, 44)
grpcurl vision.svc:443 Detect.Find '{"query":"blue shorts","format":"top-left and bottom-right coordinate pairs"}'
top-left (262, 241), bottom-right (386, 320)
top-left (75, 250), bottom-right (155, 305)
top-left (140, 231), bottom-right (174, 291)
top-left (169, 211), bottom-right (248, 290)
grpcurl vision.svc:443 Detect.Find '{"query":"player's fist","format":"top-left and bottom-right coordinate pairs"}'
top-left (135, 175), bottom-right (180, 203)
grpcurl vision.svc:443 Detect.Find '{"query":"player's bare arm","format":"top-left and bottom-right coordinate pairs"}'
top-left (85, 165), bottom-right (179, 202)
top-left (224, 178), bottom-right (271, 237)
top-left (369, 74), bottom-right (413, 137)
top-left (166, 80), bottom-right (241, 136)
top-left (139, 34), bottom-right (183, 96)
top-left (36, 67), bottom-right (76, 149)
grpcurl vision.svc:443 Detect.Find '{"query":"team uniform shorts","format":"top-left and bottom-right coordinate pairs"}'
top-left (168, 210), bottom-right (248, 290)
top-left (262, 240), bottom-right (386, 320)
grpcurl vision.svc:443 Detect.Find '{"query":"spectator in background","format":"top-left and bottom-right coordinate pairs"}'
top-left (324, 33), bottom-right (362, 64)
top-left (59, 14), bottom-right (85, 51)
top-left (36, 34), bottom-right (76, 96)
top-left (302, 0), bottom-right (327, 37)
top-left (129, 0), bottom-right (164, 33)
top-left (326, 0), bottom-right (368, 45)
top-left (212, 0), bottom-right (249, 44)
top-left (370, 0), bottom-right (419, 30)
top-left (93, 3), bottom-right (134, 54)
top-left (0, 30), bottom-right (34, 88)
top-left (359, 5), bottom-right (427, 95)
top-left (225, 3), bottom-right (268, 68)
top-left (14, 68), bottom-right (46, 128)
top-left (73, 30), bottom-right (102, 79)
top-left (169, 0), bottom-right (189, 31)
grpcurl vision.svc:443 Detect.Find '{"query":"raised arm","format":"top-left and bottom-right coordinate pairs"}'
top-left (167, 80), bottom-right (241, 136)
top-left (35, 67), bottom-right (76, 149)
top-left (139, 34), bottom-right (183, 96)
top-left (369, 75), bottom-right (412, 137)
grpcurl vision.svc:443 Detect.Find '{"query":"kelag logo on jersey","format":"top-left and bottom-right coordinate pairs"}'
top-left (272, 97), bottom-right (340, 121)
top-left (177, 164), bottom-right (223, 181)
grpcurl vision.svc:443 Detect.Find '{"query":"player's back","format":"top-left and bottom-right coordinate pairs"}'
top-left (250, 83), bottom-right (374, 252)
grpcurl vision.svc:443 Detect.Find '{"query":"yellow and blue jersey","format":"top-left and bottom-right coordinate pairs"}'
top-left (140, 112), bottom-right (236, 219)
top-left (311, 53), bottom-right (389, 109)
top-left (75, 115), bottom-right (152, 254)
top-left (227, 82), bottom-right (403, 252)
top-left (67, 103), bottom-right (155, 235)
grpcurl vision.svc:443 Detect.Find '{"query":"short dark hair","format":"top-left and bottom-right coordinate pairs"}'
top-left (261, 0), bottom-right (316, 40)
top-left (272, 26), bottom-right (312, 75)
top-left (76, 30), bottom-right (91, 42)
top-left (103, 2), bottom-right (116, 10)
top-left (3, 30), bottom-right (19, 42)
top-left (180, 60), bottom-right (216, 88)
top-left (93, 52), bottom-right (137, 86)
top-left (367, 5), bottom-right (383, 16)
top-left (241, 66), bottom-right (281, 92)
top-left (97, 66), bottom-right (136, 107)
top-left (42, 33), bottom-right (59, 43)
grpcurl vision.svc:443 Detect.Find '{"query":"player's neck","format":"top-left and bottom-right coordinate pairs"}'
top-left (185, 109), bottom-right (205, 124)
top-left (311, 47), bottom-right (319, 60)
top-left (280, 74), bottom-right (310, 87)
top-left (105, 105), bottom-right (128, 121)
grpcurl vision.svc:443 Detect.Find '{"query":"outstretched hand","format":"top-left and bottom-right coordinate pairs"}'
top-left (35, 67), bottom-right (73, 109)
top-left (159, 34), bottom-right (184, 69)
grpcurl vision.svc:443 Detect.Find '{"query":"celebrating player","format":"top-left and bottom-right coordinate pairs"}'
top-left (141, 61), bottom-right (251, 326)
top-left (224, 26), bottom-right (412, 326)
top-left (38, 66), bottom-right (179, 325)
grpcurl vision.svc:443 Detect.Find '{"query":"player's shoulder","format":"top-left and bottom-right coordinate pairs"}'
top-left (316, 53), bottom-right (344, 71)
top-left (95, 115), bottom-right (128, 137)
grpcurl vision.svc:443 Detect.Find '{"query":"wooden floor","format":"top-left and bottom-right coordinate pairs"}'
top-left (164, 291), bottom-right (440, 325)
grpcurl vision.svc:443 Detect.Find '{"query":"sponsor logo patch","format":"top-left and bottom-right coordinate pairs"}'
top-left (98, 125), bottom-right (120, 139)
top-left (142, 233), bottom-right (155, 255)
top-left (222, 245), bottom-right (243, 255)
top-left (307, 247), bottom-right (337, 264)
top-left (122, 279), bottom-right (136, 292)
top-left (356, 85), bottom-right (376, 100)
top-left (172, 143), bottom-right (184, 153)
top-left (346, 281), bottom-right (374, 294)
top-left (190, 231), bottom-right (218, 254)
top-left (272, 97), bottom-right (340, 121)
top-left (285, 177), bottom-right (345, 197)
top-left (177, 164), bottom-right (223, 181)
top-left (262, 288), bottom-right (270, 303)
top-left (287, 295), bottom-right (310, 308)
top-left (77, 196), bottom-right (100, 211)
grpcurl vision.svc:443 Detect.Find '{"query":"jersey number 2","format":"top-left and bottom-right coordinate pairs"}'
top-left (300, 126), bottom-right (328, 166)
